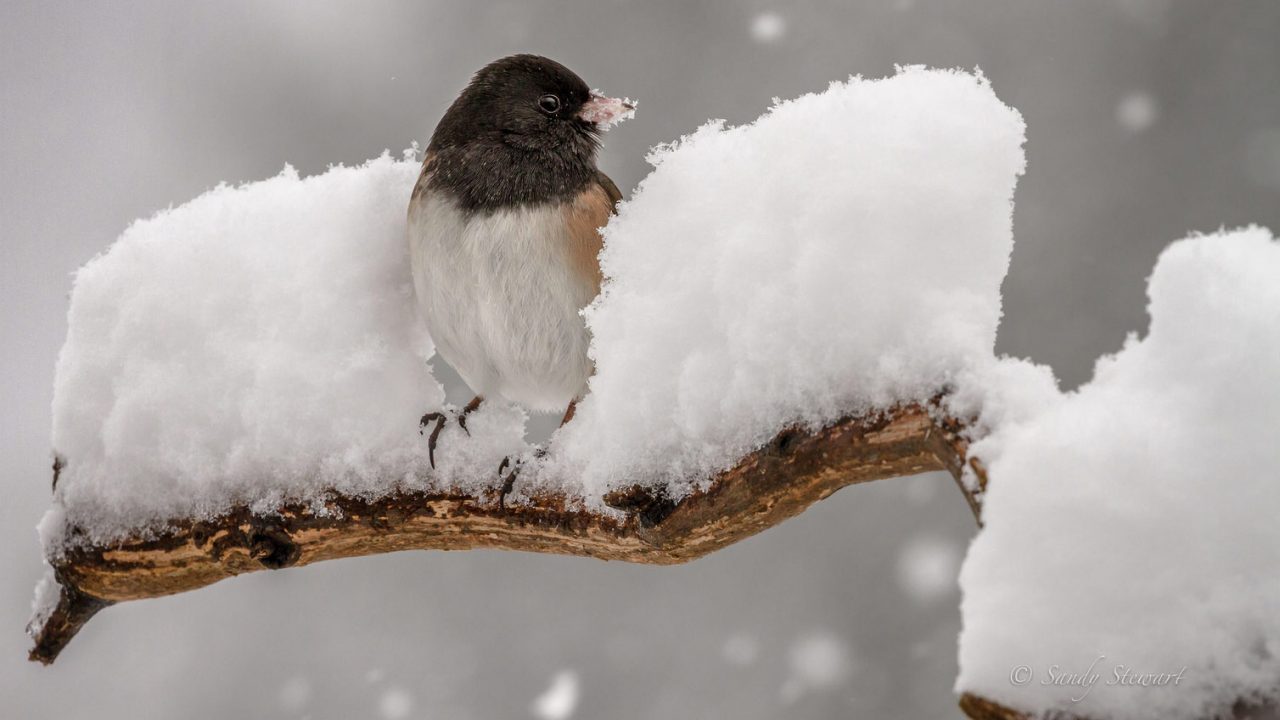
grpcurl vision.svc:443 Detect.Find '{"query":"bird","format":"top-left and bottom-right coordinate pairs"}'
top-left (407, 54), bottom-right (632, 468)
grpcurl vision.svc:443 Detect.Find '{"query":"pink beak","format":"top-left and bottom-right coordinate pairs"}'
top-left (576, 93), bottom-right (636, 129)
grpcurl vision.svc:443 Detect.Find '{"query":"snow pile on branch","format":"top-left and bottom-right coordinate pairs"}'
top-left (46, 153), bottom-right (526, 548)
top-left (547, 66), bottom-right (1025, 499)
top-left (45, 66), bottom-right (1024, 548)
top-left (956, 227), bottom-right (1280, 720)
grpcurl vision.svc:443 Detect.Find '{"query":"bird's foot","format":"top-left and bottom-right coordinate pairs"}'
top-left (558, 400), bottom-right (578, 428)
top-left (457, 395), bottom-right (483, 436)
top-left (497, 456), bottom-right (519, 509)
top-left (418, 411), bottom-right (448, 469)
top-left (418, 396), bottom-right (484, 469)
top-left (496, 447), bottom-right (547, 509)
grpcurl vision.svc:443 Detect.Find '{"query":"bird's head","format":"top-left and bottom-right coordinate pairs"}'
top-left (429, 54), bottom-right (633, 157)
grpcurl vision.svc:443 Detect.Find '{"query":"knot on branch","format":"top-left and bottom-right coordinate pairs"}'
top-left (772, 427), bottom-right (802, 456)
top-left (247, 525), bottom-right (299, 569)
top-left (603, 484), bottom-right (677, 529)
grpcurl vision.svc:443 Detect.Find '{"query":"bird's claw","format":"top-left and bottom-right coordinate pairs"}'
top-left (419, 411), bottom-right (447, 469)
top-left (495, 446), bottom-right (547, 509)
top-left (418, 397), bottom-right (482, 469)
top-left (497, 456), bottom-right (518, 509)
top-left (457, 395), bottom-right (482, 437)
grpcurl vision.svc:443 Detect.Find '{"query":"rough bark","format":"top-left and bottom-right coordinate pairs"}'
top-left (30, 401), bottom-right (977, 664)
top-left (957, 692), bottom-right (1280, 720)
top-left (958, 694), bottom-right (1033, 720)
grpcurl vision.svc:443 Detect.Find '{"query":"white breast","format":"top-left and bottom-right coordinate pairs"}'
top-left (407, 192), bottom-right (597, 412)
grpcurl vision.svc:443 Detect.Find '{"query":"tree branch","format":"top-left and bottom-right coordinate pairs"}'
top-left (958, 694), bottom-right (1032, 720)
top-left (31, 400), bottom-right (977, 665)
top-left (956, 692), bottom-right (1280, 720)
top-left (30, 400), bottom-right (1275, 720)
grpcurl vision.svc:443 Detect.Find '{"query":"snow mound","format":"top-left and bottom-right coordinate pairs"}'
top-left (46, 67), bottom-right (1023, 548)
top-left (956, 226), bottom-right (1280, 719)
top-left (547, 66), bottom-right (1026, 499)
top-left (46, 152), bottom-right (527, 549)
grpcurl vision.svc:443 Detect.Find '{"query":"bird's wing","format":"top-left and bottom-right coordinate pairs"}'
top-left (409, 151), bottom-right (436, 208)
top-left (596, 170), bottom-right (623, 215)
top-left (562, 173), bottom-right (621, 292)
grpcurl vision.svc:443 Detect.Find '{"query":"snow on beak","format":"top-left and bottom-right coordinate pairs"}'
top-left (577, 93), bottom-right (636, 130)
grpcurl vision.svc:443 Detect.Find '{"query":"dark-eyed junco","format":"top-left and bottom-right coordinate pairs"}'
top-left (408, 54), bottom-right (632, 465)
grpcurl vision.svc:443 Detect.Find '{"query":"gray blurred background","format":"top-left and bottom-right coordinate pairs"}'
top-left (3, 2), bottom-right (1278, 718)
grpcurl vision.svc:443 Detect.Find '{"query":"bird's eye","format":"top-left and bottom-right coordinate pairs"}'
top-left (538, 94), bottom-right (561, 114)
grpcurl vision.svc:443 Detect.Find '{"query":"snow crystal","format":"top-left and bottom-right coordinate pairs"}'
top-left (722, 633), bottom-right (761, 666)
top-left (1116, 92), bottom-right (1159, 132)
top-left (378, 687), bottom-right (414, 720)
top-left (750, 12), bottom-right (787, 43)
top-left (547, 66), bottom-right (1025, 500)
top-left (895, 535), bottom-right (962, 603)
top-left (45, 152), bottom-right (528, 549)
top-left (277, 675), bottom-right (312, 712)
top-left (582, 93), bottom-right (637, 131)
top-left (531, 670), bottom-right (581, 720)
top-left (956, 227), bottom-right (1280, 719)
top-left (781, 632), bottom-right (855, 702)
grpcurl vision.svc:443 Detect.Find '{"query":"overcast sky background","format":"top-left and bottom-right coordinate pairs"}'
top-left (3, 2), bottom-right (1279, 719)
